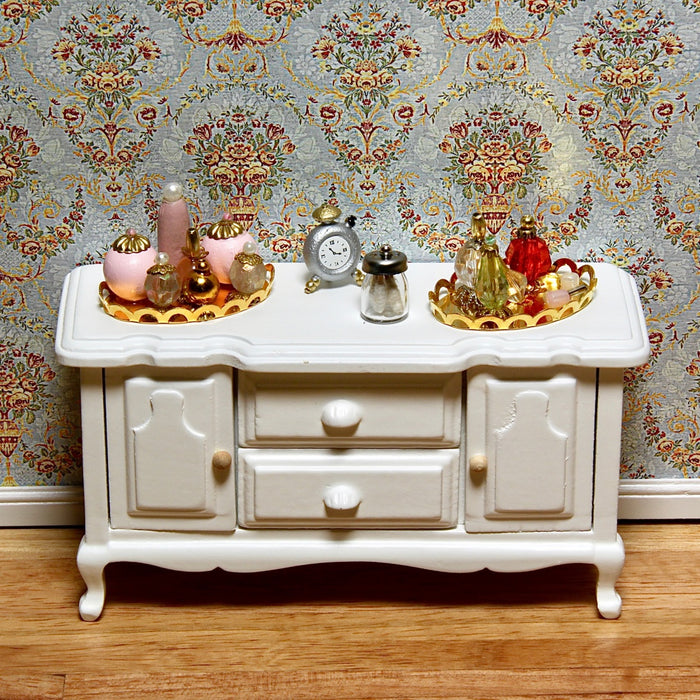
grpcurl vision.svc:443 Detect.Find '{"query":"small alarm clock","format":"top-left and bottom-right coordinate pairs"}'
top-left (303, 203), bottom-right (363, 293)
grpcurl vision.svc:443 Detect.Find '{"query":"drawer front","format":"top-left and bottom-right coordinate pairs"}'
top-left (238, 372), bottom-right (462, 447)
top-left (238, 449), bottom-right (459, 529)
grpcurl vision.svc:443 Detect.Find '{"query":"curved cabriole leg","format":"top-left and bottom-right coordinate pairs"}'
top-left (77, 543), bottom-right (107, 621)
top-left (595, 552), bottom-right (625, 619)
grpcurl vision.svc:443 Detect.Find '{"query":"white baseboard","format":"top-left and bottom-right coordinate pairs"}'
top-left (618, 479), bottom-right (700, 520)
top-left (0, 486), bottom-right (84, 526)
top-left (0, 480), bottom-right (697, 526)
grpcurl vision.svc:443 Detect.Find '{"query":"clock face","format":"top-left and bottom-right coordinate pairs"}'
top-left (303, 220), bottom-right (361, 282)
top-left (318, 235), bottom-right (352, 270)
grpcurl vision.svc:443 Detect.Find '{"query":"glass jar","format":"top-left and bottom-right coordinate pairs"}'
top-left (361, 244), bottom-right (408, 323)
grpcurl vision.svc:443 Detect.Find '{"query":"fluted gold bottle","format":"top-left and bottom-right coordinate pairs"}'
top-left (180, 226), bottom-right (220, 306)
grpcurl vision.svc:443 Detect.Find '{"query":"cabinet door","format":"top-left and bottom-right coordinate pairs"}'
top-left (465, 367), bottom-right (596, 532)
top-left (105, 367), bottom-right (235, 531)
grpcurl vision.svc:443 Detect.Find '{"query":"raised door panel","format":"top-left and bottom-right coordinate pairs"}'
top-left (105, 366), bottom-right (235, 531)
top-left (465, 367), bottom-right (596, 532)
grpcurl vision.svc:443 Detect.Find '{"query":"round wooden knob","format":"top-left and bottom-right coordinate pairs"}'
top-left (212, 450), bottom-right (232, 472)
top-left (469, 454), bottom-right (488, 474)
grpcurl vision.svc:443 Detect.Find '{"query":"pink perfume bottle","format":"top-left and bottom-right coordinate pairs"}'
top-left (103, 228), bottom-right (156, 302)
top-left (157, 182), bottom-right (190, 272)
top-left (203, 213), bottom-right (255, 285)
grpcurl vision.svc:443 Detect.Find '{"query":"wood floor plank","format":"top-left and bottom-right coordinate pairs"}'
top-left (61, 668), bottom-right (700, 699)
top-left (0, 675), bottom-right (64, 700)
top-left (0, 523), bottom-right (698, 698)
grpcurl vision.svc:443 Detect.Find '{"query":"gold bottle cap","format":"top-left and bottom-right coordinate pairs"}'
top-left (207, 213), bottom-right (244, 240)
top-left (111, 227), bottom-right (151, 253)
top-left (471, 212), bottom-right (487, 241)
top-left (235, 251), bottom-right (263, 267)
top-left (147, 252), bottom-right (176, 276)
top-left (518, 214), bottom-right (537, 238)
top-left (312, 203), bottom-right (341, 224)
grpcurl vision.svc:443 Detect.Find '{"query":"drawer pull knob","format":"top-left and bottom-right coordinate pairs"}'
top-left (469, 454), bottom-right (488, 474)
top-left (320, 399), bottom-right (362, 431)
top-left (323, 484), bottom-right (362, 512)
top-left (212, 450), bottom-right (232, 472)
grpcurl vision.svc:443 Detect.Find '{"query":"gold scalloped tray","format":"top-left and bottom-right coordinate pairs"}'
top-left (99, 264), bottom-right (274, 323)
top-left (429, 261), bottom-right (596, 331)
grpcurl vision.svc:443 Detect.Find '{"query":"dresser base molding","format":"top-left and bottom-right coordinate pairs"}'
top-left (76, 530), bottom-right (625, 621)
top-left (0, 487), bottom-right (84, 527)
top-left (618, 479), bottom-right (700, 520)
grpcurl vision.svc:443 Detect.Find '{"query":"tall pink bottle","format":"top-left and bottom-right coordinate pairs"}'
top-left (157, 182), bottom-right (190, 272)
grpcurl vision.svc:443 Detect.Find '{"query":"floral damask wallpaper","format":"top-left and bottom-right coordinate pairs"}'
top-left (0, 0), bottom-right (697, 490)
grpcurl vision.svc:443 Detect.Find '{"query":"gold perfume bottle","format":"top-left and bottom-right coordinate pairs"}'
top-left (180, 226), bottom-right (220, 306)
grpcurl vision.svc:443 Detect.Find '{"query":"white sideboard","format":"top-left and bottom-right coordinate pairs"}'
top-left (55, 262), bottom-right (649, 620)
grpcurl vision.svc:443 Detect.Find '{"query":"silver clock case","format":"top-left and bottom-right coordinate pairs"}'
top-left (303, 220), bottom-right (362, 282)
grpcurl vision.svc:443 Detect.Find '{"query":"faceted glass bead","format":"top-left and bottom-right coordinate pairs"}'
top-left (505, 267), bottom-right (528, 303)
top-left (475, 244), bottom-right (510, 313)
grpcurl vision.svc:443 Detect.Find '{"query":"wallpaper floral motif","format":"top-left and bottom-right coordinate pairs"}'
top-left (0, 0), bottom-right (697, 489)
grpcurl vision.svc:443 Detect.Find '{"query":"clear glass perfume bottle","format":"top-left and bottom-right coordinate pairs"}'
top-left (145, 252), bottom-right (180, 308)
top-left (454, 212), bottom-right (487, 290)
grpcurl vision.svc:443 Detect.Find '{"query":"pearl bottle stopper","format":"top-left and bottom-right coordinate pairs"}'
top-left (162, 182), bottom-right (184, 203)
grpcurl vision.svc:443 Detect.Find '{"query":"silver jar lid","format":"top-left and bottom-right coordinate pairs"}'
top-left (362, 244), bottom-right (407, 275)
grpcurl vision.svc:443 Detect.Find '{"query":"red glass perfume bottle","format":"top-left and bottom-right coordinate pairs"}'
top-left (504, 215), bottom-right (552, 285)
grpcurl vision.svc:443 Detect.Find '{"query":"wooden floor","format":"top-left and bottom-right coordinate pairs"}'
top-left (1, 523), bottom-right (699, 699)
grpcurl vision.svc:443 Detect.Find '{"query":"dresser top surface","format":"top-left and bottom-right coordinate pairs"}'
top-left (55, 262), bottom-right (649, 372)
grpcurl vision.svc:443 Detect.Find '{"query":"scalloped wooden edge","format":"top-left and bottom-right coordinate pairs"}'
top-left (99, 264), bottom-right (275, 324)
top-left (429, 262), bottom-right (597, 331)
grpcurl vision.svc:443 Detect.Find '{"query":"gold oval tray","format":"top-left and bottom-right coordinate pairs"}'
top-left (99, 264), bottom-right (274, 323)
top-left (429, 262), bottom-right (596, 331)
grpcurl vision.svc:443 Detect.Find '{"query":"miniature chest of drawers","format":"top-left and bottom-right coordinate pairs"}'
top-left (56, 262), bottom-right (649, 620)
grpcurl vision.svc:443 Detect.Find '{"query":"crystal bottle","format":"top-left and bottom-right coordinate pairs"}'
top-left (454, 212), bottom-right (487, 290)
top-left (504, 214), bottom-right (552, 285)
top-left (145, 252), bottom-right (180, 309)
top-left (229, 241), bottom-right (267, 294)
top-left (475, 237), bottom-right (510, 315)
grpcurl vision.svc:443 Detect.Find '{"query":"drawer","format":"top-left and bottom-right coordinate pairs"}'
top-left (238, 372), bottom-right (462, 447)
top-left (238, 449), bottom-right (459, 529)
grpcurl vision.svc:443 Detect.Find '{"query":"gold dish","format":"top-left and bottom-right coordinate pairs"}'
top-left (429, 261), bottom-right (596, 331)
top-left (99, 264), bottom-right (274, 323)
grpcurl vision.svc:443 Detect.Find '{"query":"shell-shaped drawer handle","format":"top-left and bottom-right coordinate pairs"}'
top-left (212, 450), bottom-right (232, 472)
top-left (469, 454), bottom-right (488, 474)
top-left (320, 399), bottom-right (362, 431)
top-left (323, 484), bottom-right (362, 512)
